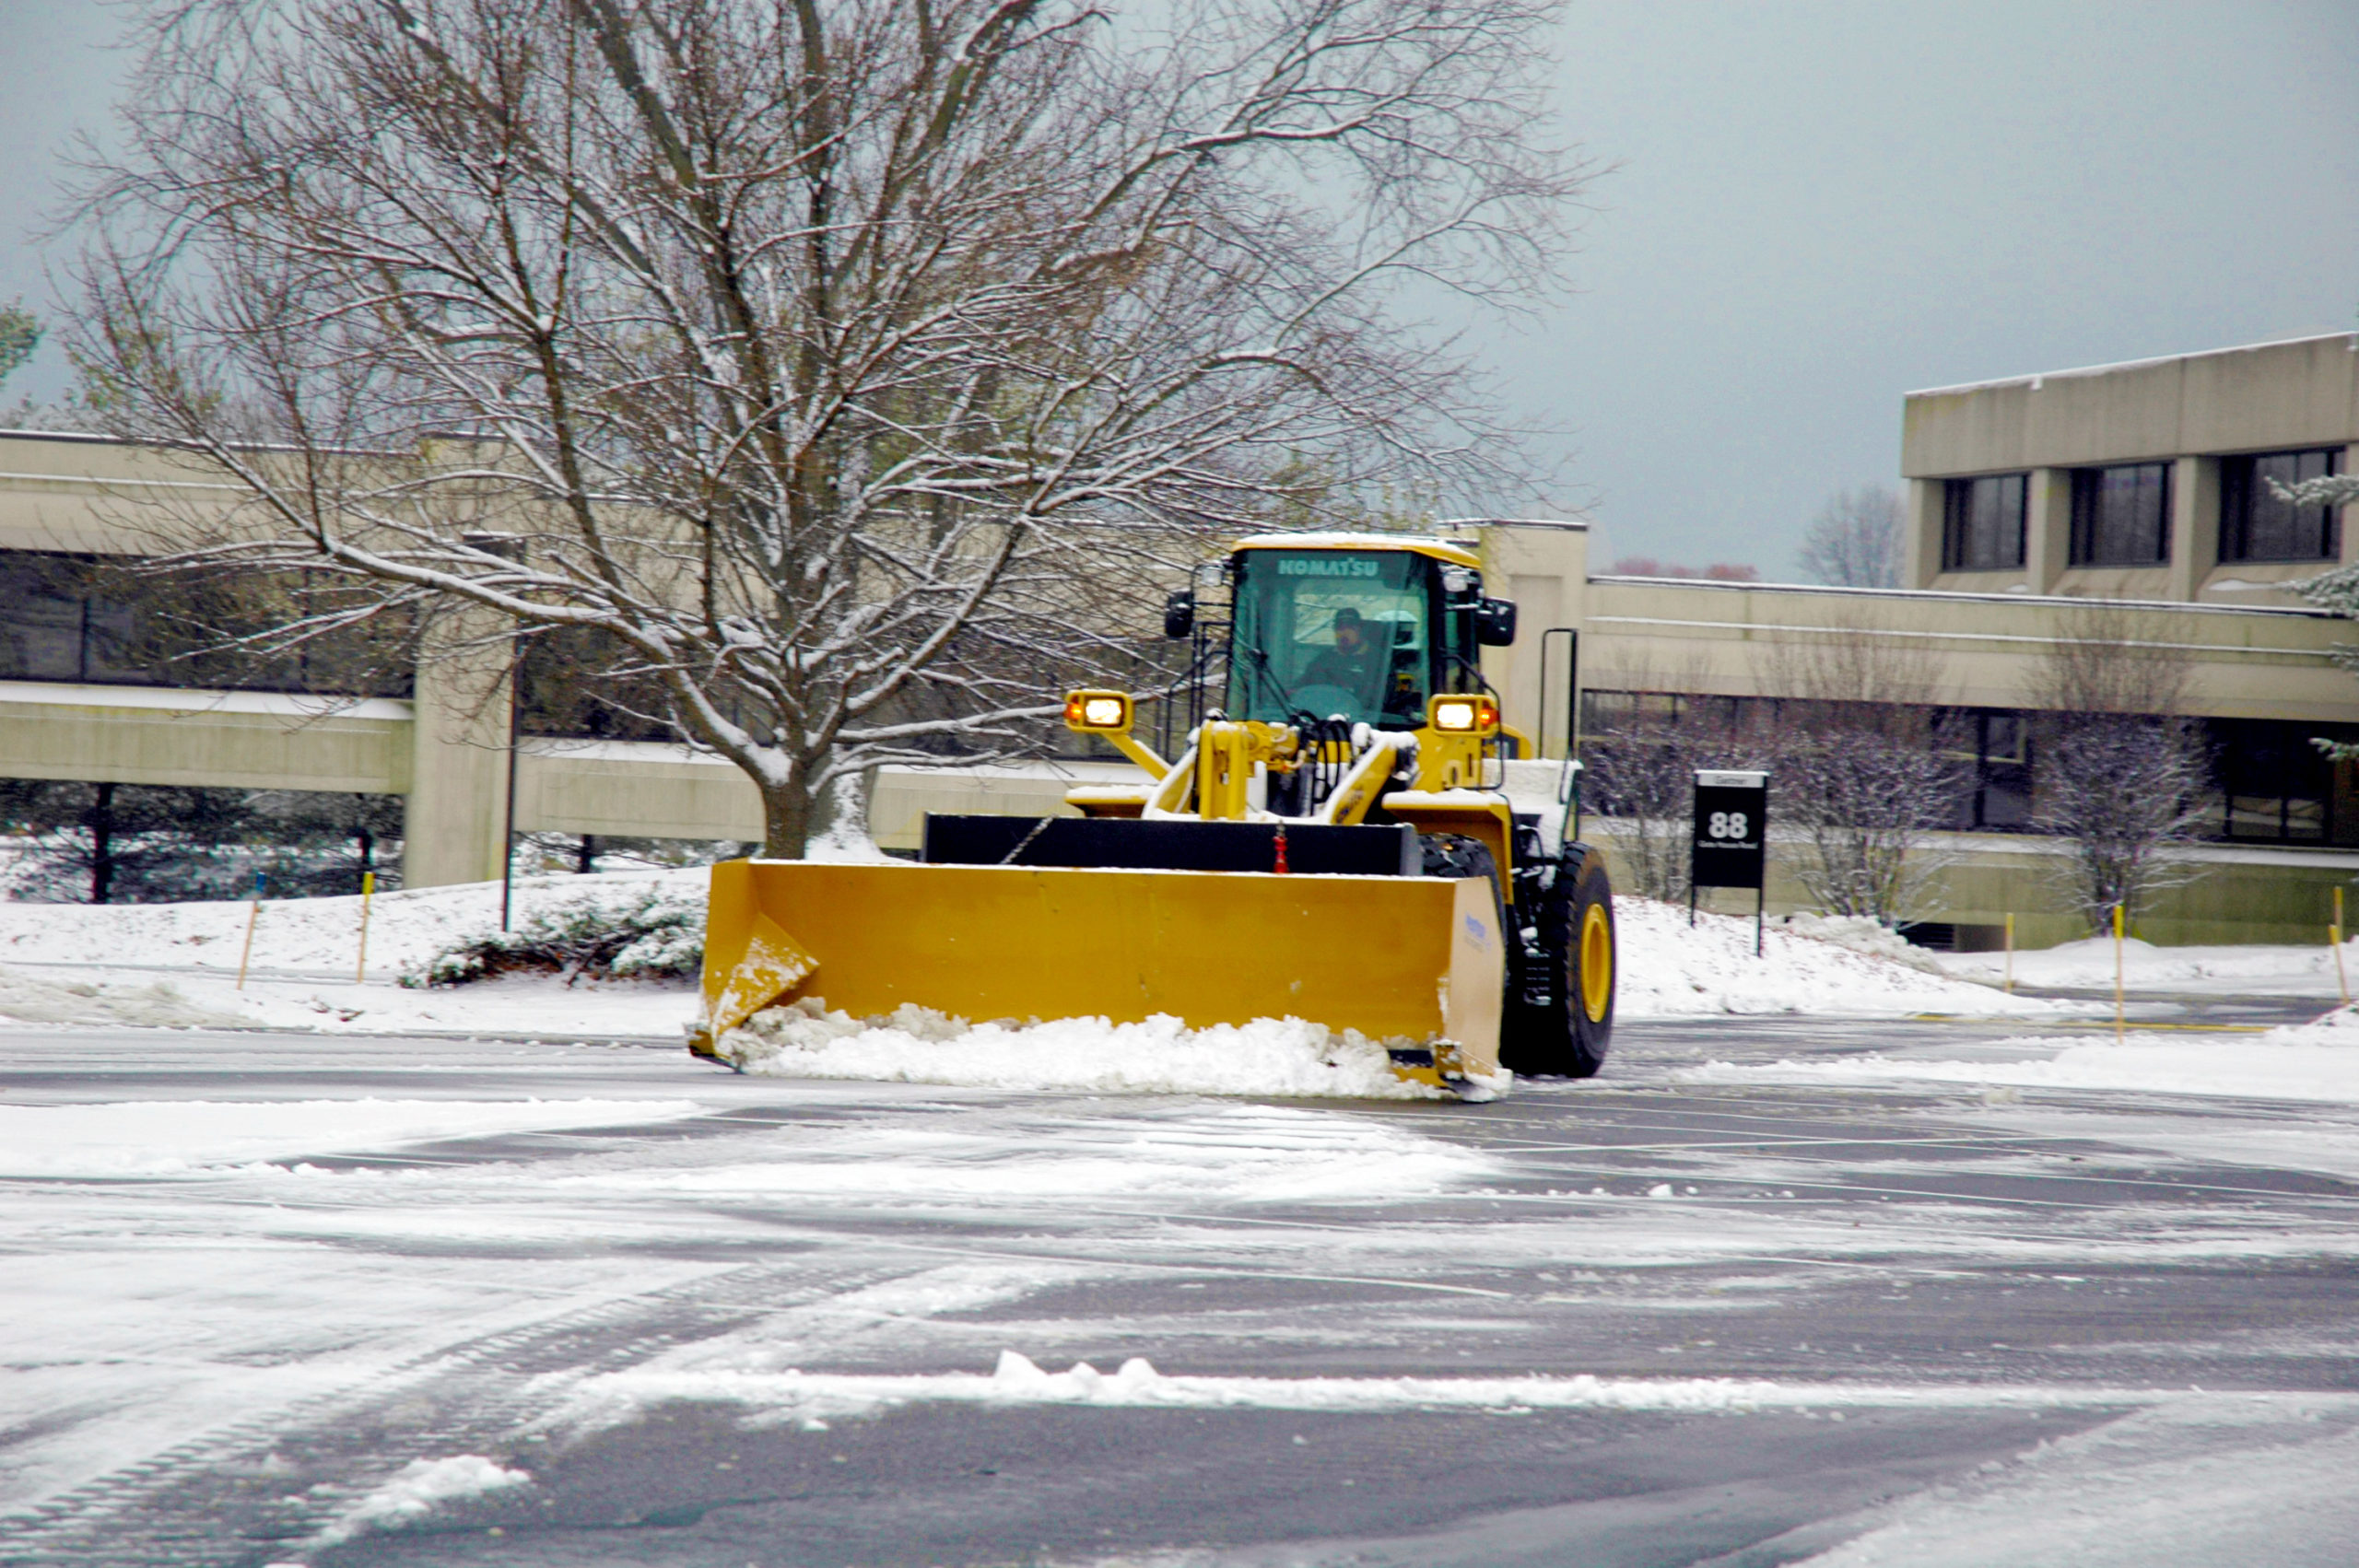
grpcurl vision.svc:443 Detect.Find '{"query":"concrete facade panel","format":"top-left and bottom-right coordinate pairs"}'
top-left (1907, 334), bottom-right (2359, 479)
top-left (0, 698), bottom-right (405, 792)
top-left (515, 747), bottom-right (764, 841)
top-left (2177, 334), bottom-right (2359, 453)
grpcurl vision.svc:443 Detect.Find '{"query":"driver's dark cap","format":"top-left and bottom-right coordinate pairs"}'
top-left (1332, 607), bottom-right (1364, 628)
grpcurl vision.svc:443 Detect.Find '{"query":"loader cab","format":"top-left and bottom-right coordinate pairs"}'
top-left (1221, 539), bottom-right (1503, 728)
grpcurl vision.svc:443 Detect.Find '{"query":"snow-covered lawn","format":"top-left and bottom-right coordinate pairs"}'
top-left (0, 867), bottom-right (707, 1039)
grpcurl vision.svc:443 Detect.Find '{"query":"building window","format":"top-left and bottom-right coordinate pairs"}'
top-left (0, 549), bottom-right (414, 696)
top-left (2069, 462), bottom-right (2171, 566)
top-left (1942, 474), bottom-right (2026, 571)
top-left (2219, 449), bottom-right (2341, 562)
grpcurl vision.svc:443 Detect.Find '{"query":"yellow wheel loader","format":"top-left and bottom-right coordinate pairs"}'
top-left (689, 533), bottom-right (1616, 1093)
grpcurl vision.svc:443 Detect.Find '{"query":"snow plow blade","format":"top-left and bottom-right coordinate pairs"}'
top-left (687, 858), bottom-right (1505, 1088)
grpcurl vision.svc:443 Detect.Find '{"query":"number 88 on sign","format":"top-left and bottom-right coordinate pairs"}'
top-left (1691, 769), bottom-right (1768, 892)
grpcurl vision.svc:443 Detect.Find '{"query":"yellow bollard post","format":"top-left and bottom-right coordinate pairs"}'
top-left (2334, 886), bottom-right (2349, 1006)
top-left (357, 870), bottom-right (376, 984)
top-left (2003, 912), bottom-right (2014, 995)
top-left (236, 872), bottom-right (265, 990)
top-left (2111, 901), bottom-right (2125, 1042)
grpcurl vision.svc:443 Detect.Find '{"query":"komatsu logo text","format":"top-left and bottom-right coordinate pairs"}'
top-left (1276, 557), bottom-right (1380, 578)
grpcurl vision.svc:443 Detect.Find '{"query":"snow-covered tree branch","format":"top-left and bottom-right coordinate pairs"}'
top-left (65, 0), bottom-right (1587, 855)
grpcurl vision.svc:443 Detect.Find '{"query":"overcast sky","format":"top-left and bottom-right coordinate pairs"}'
top-left (3, 1), bottom-right (2354, 578)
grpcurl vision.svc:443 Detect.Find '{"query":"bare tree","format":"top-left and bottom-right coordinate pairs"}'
top-left (2027, 604), bottom-right (2211, 933)
top-left (65, 0), bottom-right (1585, 857)
top-left (1764, 617), bottom-right (1961, 922)
top-left (1577, 649), bottom-right (1763, 902)
top-left (1797, 484), bottom-right (1903, 589)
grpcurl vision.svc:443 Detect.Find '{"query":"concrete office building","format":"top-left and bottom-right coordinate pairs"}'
top-left (2, 332), bottom-right (2354, 941)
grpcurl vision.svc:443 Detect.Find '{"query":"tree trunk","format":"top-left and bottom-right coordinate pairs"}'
top-left (88, 782), bottom-right (116, 905)
top-left (758, 773), bottom-right (816, 860)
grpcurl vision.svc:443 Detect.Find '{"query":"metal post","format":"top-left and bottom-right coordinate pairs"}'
top-left (356, 870), bottom-right (375, 983)
top-left (2112, 902), bottom-right (2125, 1041)
top-left (236, 872), bottom-right (265, 989)
top-left (2335, 886), bottom-right (2349, 1004)
top-left (499, 649), bottom-right (520, 931)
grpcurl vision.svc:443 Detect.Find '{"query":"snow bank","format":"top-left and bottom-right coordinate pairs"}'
top-left (566, 1349), bottom-right (2130, 1434)
top-left (1943, 933), bottom-right (2359, 995)
top-left (0, 966), bottom-right (248, 1029)
top-left (0, 1098), bottom-right (703, 1177)
top-left (724, 1000), bottom-right (1467, 1099)
top-left (1615, 897), bottom-right (2053, 1018)
top-left (319, 1455), bottom-right (530, 1544)
top-left (0, 865), bottom-right (707, 977)
top-left (1681, 1012), bottom-right (2359, 1105)
top-left (0, 868), bottom-right (710, 1038)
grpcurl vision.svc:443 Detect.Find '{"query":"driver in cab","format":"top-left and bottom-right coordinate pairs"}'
top-left (1296, 606), bottom-right (1379, 700)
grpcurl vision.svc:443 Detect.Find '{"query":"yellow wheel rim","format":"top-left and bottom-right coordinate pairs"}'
top-left (1579, 901), bottom-right (1614, 1023)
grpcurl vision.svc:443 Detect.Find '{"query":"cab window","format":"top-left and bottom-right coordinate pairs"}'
top-left (1226, 549), bottom-right (1438, 725)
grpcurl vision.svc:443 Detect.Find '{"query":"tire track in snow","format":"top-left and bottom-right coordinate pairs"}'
top-left (0, 1258), bottom-right (910, 1566)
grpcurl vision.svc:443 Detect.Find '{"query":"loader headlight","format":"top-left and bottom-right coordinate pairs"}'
top-left (1063, 689), bottom-right (1133, 732)
top-left (1427, 696), bottom-right (1496, 735)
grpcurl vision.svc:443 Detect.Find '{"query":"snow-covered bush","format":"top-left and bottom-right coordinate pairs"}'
top-left (1775, 912), bottom-right (1944, 974)
top-left (407, 888), bottom-right (703, 987)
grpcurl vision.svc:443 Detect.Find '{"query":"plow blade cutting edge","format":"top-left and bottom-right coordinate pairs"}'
top-left (689, 858), bottom-right (1506, 1087)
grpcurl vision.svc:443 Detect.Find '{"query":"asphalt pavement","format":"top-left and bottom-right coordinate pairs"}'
top-left (3, 1009), bottom-right (2356, 1568)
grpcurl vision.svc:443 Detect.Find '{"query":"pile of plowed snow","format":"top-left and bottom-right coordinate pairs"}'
top-left (723, 1000), bottom-right (1465, 1099)
top-left (1614, 897), bottom-right (2050, 1018)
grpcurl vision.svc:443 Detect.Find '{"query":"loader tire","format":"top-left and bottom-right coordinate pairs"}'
top-left (1500, 844), bottom-right (1615, 1078)
top-left (1420, 833), bottom-right (1508, 935)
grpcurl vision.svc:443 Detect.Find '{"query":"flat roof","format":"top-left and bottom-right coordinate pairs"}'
top-left (1587, 572), bottom-right (2334, 620)
top-left (1906, 331), bottom-right (2359, 400)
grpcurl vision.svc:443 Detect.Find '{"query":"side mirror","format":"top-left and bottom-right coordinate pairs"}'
top-left (1163, 590), bottom-right (1195, 639)
top-left (1476, 597), bottom-right (1518, 646)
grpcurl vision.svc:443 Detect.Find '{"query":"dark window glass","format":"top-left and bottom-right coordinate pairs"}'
top-left (2219, 449), bottom-right (2341, 562)
top-left (518, 626), bottom-right (675, 741)
top-left (2208, 719), bottom-right (2332, 842)
top-left (0, 553), bottom-right (92, 680)
top-left (1976, 712), bottom-right (2031, 827)
top-left (1942, 708), bottom-right (2032, 830)
top-left (0, 549), bottom-right (412, 696)
top-left (1941, 474), bottom-right (2027, 570)
top-left (2070, 462), bottom-right (2171, 566)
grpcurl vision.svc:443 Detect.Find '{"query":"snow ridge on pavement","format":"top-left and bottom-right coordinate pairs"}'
top-left (561, 1349), bottom-right (2269, 1433)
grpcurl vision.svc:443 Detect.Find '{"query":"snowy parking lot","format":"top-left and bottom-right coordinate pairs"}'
top-left (5, 986), bottom-right (2358, 1566)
